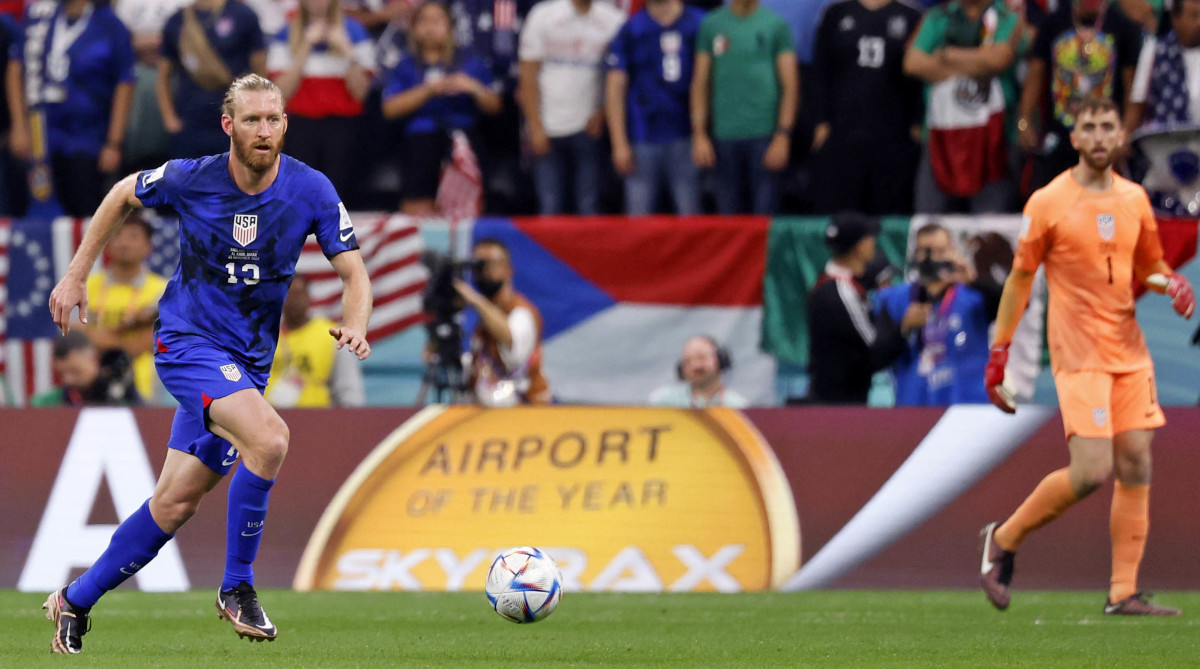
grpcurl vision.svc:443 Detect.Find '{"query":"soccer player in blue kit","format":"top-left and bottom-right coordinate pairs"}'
top-left (43, 74), bottom-right (372, 654)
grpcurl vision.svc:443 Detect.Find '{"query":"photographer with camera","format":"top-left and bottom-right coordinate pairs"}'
top-left (31, 331), bottom-right (141, 407)
top-left (874, 222), bottom-right (1002, 406)
top-left (444, 237), bottom-right (550, 406)
top-left (808, 212), bottom-right (923, 405)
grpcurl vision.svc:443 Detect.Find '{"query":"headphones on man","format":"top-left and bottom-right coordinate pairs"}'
top-left (676, 335), bottom-right (732, 380)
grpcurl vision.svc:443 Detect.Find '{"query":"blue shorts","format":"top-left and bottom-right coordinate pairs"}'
top-left (155, 332), bottom-right (269, 475)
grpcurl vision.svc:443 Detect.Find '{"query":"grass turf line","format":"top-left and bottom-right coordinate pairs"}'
top-left (2, 590), bottom-right (1199, 668)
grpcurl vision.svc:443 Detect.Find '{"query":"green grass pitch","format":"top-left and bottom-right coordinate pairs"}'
top-left (3, 590), bottom-right (1199, 667)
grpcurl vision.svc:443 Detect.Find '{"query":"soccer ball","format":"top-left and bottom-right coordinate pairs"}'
top-left (485, 546), bottom-right (563, 623)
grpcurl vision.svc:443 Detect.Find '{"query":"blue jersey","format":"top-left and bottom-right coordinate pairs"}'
top-left (161, 1), bottom-right (265, 131)
top-left (14, 1), bottom-right (136, 156)
top-left (605, 7), bottom-right (704, 145)
top-left (376, 0), bottom-right (536, 87)
top-left (382, 50), bottom-right (495, 135)
top-left (135, 154), bottom-right (359, 373)
top-left (875, 282), bottom-right (991, 407)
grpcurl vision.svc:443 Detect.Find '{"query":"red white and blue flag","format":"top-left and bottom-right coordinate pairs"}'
top-left (295, 213), bottom-right (428, 342)
top-left (2, 213), bottom-right (427, 405)
top-left (470, 216), bottom-right (776, 404)
top-left (0, 218), bottom-right (86, 405)
top-left (436, 131), bottom-right (483, 222)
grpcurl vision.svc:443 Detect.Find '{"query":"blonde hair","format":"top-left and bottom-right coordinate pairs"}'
top-left (289, 0), bottom-right (346, 54)
top-left (221, 74), bottom-right (283, 118)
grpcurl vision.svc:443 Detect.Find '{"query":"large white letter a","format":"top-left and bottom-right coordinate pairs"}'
top-left (18, 408), bottom-right (190, 592)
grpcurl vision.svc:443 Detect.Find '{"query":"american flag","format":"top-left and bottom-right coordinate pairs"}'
top-left (436, 130), bottom-right (483, 221)
top-left (145, 210), bottom-right (428, 341)
top-left (0, 220), bottom-right (6, 400)
top-left (1, 212), bottom-right (427, 405)
top-left (0, 217), bottom-right (87, 406)
top-left (493, 0), bottom-right (516, 30)
top-left (144, 210), bottom-right (182, 277)
top-left (294, 213), bottom-right (428, 341)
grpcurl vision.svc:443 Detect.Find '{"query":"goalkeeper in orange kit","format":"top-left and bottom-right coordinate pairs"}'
top-left (979, 98), bottom-right (1194, 616)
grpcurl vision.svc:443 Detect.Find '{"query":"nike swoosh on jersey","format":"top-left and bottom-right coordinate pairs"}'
top-left (340, 230), bottom-right (353, 242)
top-left (222, 457), bottom-right (239, 466)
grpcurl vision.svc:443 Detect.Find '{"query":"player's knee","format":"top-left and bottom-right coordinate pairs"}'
top-left (1074, 467), bottom-right (1110, 496)
top-left (255, 418), bottom-right (290, 463)
top-left (1116, 453), bottom-right (1152, 485)
top-left (149, 494), bottom-right (202, 532)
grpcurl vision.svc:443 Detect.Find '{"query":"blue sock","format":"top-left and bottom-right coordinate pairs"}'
top-left (65, 500), bottom-right (172, 608)
top-left (223, 465), bottom-right (274, 591)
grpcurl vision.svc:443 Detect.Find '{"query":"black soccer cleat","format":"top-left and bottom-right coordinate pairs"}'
top-left (1104, 592), bottom-right (1182, 617)
top-left (43, 587), bottom-right (91, 654)
top-left (979, 522), bottom-right (1016, 611)
top-left (216, 582), bottom-right (278, 642)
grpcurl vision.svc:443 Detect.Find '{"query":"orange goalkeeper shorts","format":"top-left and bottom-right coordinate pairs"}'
top-left (1053, 367), bottom-right (1166, 440)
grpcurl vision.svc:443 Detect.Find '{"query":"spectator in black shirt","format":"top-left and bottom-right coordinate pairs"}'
top-left (1017, 0), bottom-right (1142, 192)
top-left (807, 212), bottom-right (926, 404)
top-left (809, 0), bottom-right (922, 215)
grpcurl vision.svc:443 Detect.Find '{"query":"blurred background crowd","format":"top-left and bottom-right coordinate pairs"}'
top-left (4, 0), bottom-right (1200, 410)
top-left (2, 0), bottom-right (1196, 220)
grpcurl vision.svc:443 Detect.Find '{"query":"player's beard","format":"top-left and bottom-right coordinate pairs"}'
top-left (1081, 146), bottom-right (1114, 172)
top-left (234, 134), bottom-right (284, 174)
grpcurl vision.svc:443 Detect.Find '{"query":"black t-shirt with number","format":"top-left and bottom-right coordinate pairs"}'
top-left (811, 0), bottom-right (923, 144)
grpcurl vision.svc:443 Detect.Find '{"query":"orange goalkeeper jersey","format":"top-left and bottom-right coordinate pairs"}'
top-left (1013, 171), bottom-right (1164, 374)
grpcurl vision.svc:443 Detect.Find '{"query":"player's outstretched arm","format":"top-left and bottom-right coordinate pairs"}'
top-left (327, 249), bottom-right (373, 360)
top-left (48, 173), bottom-right (145, 334)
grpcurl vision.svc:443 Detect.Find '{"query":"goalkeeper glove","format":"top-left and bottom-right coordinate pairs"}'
top-left (1167, 274), bottom-right (1195, 319)
top-left (984, 344), bottom-right (1016, 414)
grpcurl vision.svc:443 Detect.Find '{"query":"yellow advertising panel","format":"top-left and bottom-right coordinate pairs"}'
top-left (295, 407), bottom-right (799, 592)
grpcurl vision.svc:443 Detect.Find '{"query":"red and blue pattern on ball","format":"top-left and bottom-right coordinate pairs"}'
top-left (487, 547), bottom-right (562, 623)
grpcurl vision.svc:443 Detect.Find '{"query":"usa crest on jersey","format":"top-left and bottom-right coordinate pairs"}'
top-left (233, 214), bottom-right (258, 247)
top-left (1097, 213), bottom-right (1115, 241)
top-left (221, 364), bottom-right (242, 382)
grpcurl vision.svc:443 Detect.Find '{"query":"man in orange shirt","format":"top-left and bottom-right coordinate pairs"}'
top-left (979, 97), bottom-right (1194, 616)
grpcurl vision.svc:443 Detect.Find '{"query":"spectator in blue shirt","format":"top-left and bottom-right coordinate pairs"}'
top-left (373, 0), bottom-right (538, 93)
top-left (874, 222), bottom-right (1002, 406)
top-left (370, 0), bottom-right (538, 214)
top-left (605, 0), bottom-right (704, 215)
top-left (7, 0), bottom-right (137, 218)
top-left (382, 0), bottom-right (502, 215)
top-left (450, 0), bottom-right (534, 84)
top-left (157, 0), bottom-right (267, 159)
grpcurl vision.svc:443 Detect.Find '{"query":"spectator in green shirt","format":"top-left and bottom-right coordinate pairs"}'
top-left (903, 0), bottom-right (1019, 214)
top-left (690, 0), bottom-right (797, 215)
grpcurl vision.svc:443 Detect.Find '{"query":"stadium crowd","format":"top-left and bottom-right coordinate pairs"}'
top-left (6, 0), bottom-right (1199, 410)
top-left (0, 0), bottom-right (1194, 220)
